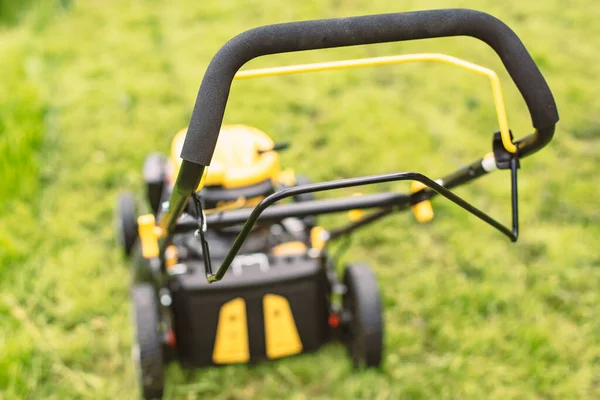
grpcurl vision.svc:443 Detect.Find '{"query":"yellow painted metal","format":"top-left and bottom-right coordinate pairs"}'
top-left (235, 53), bottom-right (516, 153)
top-left (263, 294), bottom-right (303, 359)
top-left (212, 298), bottom-right (250, 364)
top-left (137, 214), bottom-right (159, 258)
top-left (410, 181), bottom-right (435, 223)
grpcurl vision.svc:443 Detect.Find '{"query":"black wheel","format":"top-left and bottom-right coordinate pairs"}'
top-left (132, 284), bottom-right (164, 400)
top-left (116, 192), bottom-right (138, 257)
top-left (293, 175), bottom-right (317, 228)
top-left (342, 263), bottom-right (383, 368)
top-left (143, 153), bottom-right (168, 215)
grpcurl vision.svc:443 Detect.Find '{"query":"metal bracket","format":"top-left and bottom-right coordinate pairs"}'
top-left (192, 192), bottom-right (214, 278)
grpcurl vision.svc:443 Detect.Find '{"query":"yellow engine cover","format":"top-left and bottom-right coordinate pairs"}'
top-left (170, 124), bottom-right (280, 190)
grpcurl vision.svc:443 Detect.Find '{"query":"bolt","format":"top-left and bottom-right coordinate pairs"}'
top-left (160, 293), bottom-right (172, 307)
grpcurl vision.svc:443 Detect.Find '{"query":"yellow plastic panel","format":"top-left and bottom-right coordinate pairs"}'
top-left (137, 214), bottom-right (159, 258)
top-left (212, 298), bottom-right (250, 364)
top-left (263, 294), bottom-right (303, 359)
top-left (165, 245), bottom-right (178, 269)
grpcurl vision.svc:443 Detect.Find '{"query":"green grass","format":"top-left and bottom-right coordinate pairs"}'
top-left (1, 0), bottom-right (599, 398)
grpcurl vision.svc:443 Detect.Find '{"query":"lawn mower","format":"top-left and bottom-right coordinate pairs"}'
top-left (115, 9), bottom-right (558, 399)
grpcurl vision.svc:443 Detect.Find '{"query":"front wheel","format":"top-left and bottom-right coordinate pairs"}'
top-left (132, 284), bottom-right (164, 400)
top-left (342, 263), bottom-right (383, 368)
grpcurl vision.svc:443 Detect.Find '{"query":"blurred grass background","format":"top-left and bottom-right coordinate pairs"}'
top-left (0, 0), bottom-right (599, 398)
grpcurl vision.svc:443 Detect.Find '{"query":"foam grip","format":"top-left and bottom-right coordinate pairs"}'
top-left (182, 8), bottom-right (558, 165)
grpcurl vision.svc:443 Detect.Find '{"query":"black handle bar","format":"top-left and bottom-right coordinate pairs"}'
top-left (181, 8), bottom-right (558, 166)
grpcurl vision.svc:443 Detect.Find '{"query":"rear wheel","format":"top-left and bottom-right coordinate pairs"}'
top-left (342, 263), bottom-right (383, 368)
top-left (132, 284), bottom-right (164, 400)
top-left (116, 192), bottom-right (138, 257)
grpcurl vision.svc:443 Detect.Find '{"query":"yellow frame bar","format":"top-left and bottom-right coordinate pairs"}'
top-left (234, 53), bottom-right (516, 153)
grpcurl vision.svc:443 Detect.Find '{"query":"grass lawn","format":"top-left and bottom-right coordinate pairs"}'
top-left (1, 0), bottom-right (599, 398)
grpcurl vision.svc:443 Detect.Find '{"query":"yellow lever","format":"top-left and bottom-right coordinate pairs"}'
top-left (411, 182), bottom-right (434, 223)
top-left (138, 214), bottom-right (160, 258)
top-left (348, 193), bottom-right (364, 222)
top-left (310, 226), bottom-right (328, 251)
